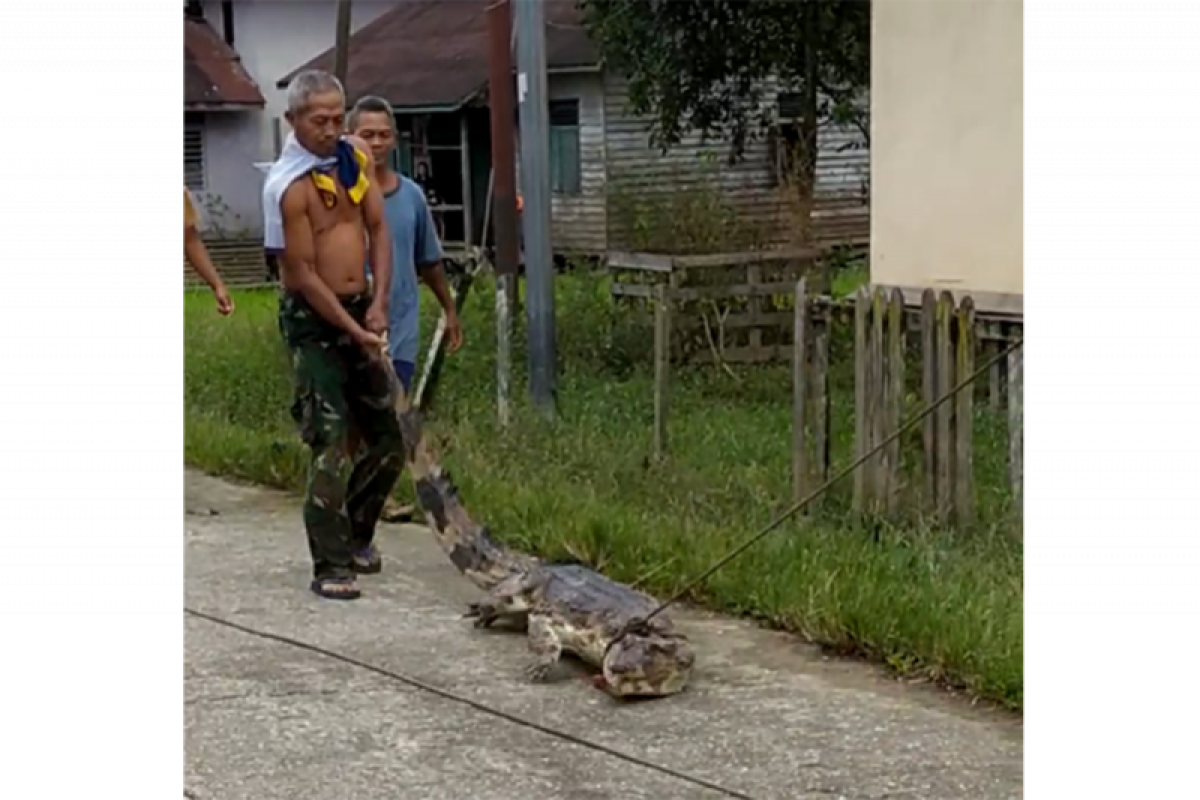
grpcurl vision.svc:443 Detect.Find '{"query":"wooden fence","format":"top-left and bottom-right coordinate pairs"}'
top-left (645, 271), bottom-right (1024, 526)
top-left (791, 281), bottom-right (1023, 525)
top-left (183, 237), bottom-right (272, 288)
top-left (609, 248), bottom-right (832, 365)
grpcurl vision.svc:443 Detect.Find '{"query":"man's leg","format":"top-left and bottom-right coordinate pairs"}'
top-left (378, 358), bottom-right (418, 525)
top-left (344, 348), bottom-right (406, 571)
top-left (281, 304), bottom-right (361, 599)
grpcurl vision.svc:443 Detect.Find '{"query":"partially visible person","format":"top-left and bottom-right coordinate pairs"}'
top-left (349, 95), bottom-right (464, 523)
top-left (261, 69), bottom-right (400, 600)
top-left (184, 187), bottom-right (234, 315)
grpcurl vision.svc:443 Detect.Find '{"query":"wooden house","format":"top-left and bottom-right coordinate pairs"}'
top-left (278, 0), bottom-right (870, 259)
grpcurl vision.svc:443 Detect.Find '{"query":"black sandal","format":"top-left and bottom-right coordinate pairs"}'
top-left (351, 546), bottom-right (382, 575)
top-left (310, 575), bottom-right (361, 600)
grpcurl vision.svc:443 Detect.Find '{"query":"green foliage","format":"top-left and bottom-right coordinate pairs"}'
top-left (184, 277), bottom-right (1022, 710)
top-left (579, 0), bottom-right (871, 158)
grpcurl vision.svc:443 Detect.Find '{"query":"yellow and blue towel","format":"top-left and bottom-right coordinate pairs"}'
top-left (261, 133), bottom-right (372, 249)
top-left (309, 139), bottom-right (371, 209)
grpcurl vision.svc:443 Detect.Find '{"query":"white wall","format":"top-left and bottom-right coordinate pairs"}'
top-left (192, 111), bottom-right (263, 234)
top-left (196, 0), bottom-right (397, 231)
top-left (870, 0), bottom-right (1023, 311)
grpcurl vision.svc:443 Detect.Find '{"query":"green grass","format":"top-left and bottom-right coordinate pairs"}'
top-left (184, 274), bottom-right (1023, 710)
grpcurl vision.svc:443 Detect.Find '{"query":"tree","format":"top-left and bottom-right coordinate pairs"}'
top-left (579, 0), bottom-right (870, 240)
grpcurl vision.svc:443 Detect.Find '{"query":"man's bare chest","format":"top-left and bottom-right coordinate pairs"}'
top-left (304, 177), bottom-right (362, 235)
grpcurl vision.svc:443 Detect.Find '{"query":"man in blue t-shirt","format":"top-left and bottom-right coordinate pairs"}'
top-left (347, 96), bottom-right (464, 561)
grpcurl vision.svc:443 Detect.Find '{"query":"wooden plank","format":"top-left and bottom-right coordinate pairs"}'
top-left (746, 264), bottom-right (764, 358)
top-left (920, 290), bottom-right (939, 511)
top-left (954, 296), bottom-right (976, 527)
top-left (1008, 340), bottom-right (1023, 513)
top-left (672, 310), bottom-right (794, 331)
top-left (885, 288), bottom-right (906, 515)
top-left (869, 288), bottom-right (886, 513)
top-left (653, 283), bottom-right (672, 461)
top-left (935, 291), bottom-right (955, 521)
top-left (853, 287), bottom-right (869, 514)
top-left (606, 251), bottom-right (675, 273)
top-left (812, 316), bottom-right (831, 490)
top-left (988, 322), bottom-right (1005, 413)
top-left (670, 248), bottom-right (822, 270)
top-left (495, 273), bottom-right (515, 428)
top-left (792, 278), bottom-right (809, 505)
top-left (884, 284), bottom-right (1024, 320)
top-left (610, 281), bottom-right (800, 301)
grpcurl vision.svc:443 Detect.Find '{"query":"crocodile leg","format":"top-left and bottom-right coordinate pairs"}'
top-left (523, 613), bottom-right (563, 682)
top-left (463, 573), bottom-right (533, 629)
top-left (463, 600), bottom-right (528, 629)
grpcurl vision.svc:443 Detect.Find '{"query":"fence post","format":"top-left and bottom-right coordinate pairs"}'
top-left (1008, 341), bottom-right (1023, 513)
top-left (935, 291), bottom-right (955, 521)
top-left (812, 306), bottom-right (831, 491)
top-left (853, 287), bottom-right (869, 513)
top-left (873, 289), bottom-right (892, 513)
top-left (653, 282), bottom-right (671, 461)
top-left (885, 289), bottom-right (906, 515)
top-left (954, 297), bottom-right (976, 526)
top-left (792, 278), bottom-right (809, 505)
top-left (921, 289), bottom-right (939, 511)
top-left (988, 322), bottom-right (1006, 413)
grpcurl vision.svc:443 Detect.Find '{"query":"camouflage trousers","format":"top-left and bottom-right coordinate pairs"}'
top-left (278, 290), bottom-right (404, 580)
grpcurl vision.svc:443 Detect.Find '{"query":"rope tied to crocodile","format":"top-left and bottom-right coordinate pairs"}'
top-left (185, 328), bottom-right (1020, 800)
top-left (606, 336), bottom-right (1025, 655)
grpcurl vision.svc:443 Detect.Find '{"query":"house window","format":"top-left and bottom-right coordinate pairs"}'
top-left (185, 112), bottom-right (206, 192)
top-left (772, 92), bottom-right (809, 186)
top-left (549, 99), bottom-right (581, 195)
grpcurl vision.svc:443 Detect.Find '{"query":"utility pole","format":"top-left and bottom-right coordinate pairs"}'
top-left (333, 0), bottom-right (353, 88)
top-left (487, 0), bottom-right (522, 427)
top-left (514, 0), bottom-right (557, 415)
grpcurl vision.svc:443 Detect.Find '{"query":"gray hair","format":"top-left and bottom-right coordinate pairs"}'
top-left (348, 95), bottom-right (396, 131)
top-left (285, 69), bottom-right (344, 114)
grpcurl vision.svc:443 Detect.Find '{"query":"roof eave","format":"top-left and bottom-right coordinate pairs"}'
top-left (184, 100), bottom-right (265, 111)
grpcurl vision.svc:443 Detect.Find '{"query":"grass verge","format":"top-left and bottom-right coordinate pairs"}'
top-left (184, 276), bottom-right (1023, 710)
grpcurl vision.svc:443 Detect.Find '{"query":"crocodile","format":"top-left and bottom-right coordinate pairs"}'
top-left (388, 374), bottom-right (694, 698)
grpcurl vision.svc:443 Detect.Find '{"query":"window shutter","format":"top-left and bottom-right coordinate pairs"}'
top-left (184, 121), bottom-right (206, 191)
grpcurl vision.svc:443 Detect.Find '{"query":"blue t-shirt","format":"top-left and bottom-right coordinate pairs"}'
top-left (366, 176), bottom-right (443, 365)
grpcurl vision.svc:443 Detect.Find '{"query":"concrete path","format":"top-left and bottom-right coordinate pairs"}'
top-left (184, 468), bottom-right (1022, 800)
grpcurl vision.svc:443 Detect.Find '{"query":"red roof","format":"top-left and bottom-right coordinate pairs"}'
top-left (185, 17), bottom-right (265, 109)
top-left (276, 0), bottom-right (599, 110)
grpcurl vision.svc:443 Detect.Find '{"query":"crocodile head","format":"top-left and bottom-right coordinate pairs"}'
top-left (597, 630), bottom-right (695, 698)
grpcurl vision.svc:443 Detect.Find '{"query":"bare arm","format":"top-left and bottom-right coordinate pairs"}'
top-left (419, 260), bottom-right (456, 316)
top-left (184, 189), bottom-right (226, 291)
top-left (413, 191), bottom-right (456, 317)
top-left (279, 183), bottom-right (368, 337)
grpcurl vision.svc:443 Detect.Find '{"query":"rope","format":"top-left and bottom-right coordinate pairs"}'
top-left (611, 336), bottom-right (1025, 644)
top-left (184, 608), bottom-right (758, 800)
top-left (185, 335), bottom-right (1022, 800)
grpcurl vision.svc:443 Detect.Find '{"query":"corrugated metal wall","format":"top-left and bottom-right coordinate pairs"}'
top-left (537, 71), bottom-right (870, 256)
top-left (547, 73), bottom-right (608, 256)
top-left (813, 115), bottom-right (870, 248)
top-left (602, 73), bottom-right (789, 252)
top-left (601, 72), bottom-right (869, 253)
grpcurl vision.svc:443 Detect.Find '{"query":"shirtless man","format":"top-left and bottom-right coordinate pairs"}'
top-left (269, 70), bottom-right (402, 600)
top-left (184, 187), bottom-right (233, 315)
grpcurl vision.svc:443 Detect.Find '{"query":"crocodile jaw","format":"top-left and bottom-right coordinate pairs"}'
top-left (598, 633), bottom-right (695, 699)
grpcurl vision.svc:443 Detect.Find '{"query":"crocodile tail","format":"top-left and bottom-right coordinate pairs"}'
top-left (395, 405), bottom-right (530, 592)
